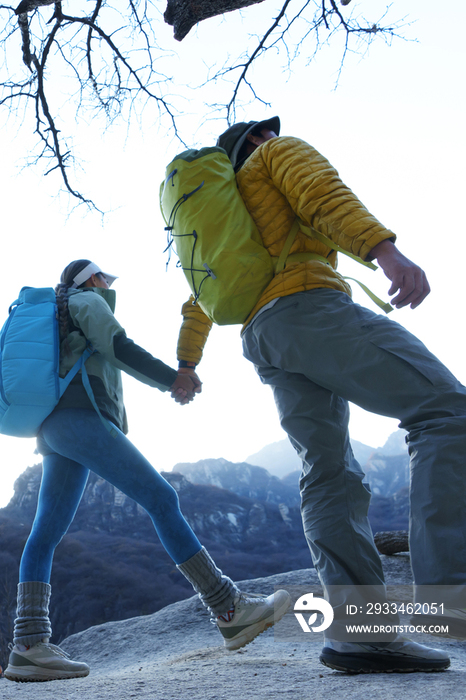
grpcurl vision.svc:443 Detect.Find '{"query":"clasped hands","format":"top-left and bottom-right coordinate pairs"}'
top-left (170, 367), bottom-right (202, 405)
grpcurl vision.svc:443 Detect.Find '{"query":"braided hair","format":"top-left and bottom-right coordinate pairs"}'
top-left (55, 259), bottom-right (93, 343)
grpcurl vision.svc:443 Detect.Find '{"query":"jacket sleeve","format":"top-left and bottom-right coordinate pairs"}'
top-left (177, 296), bottom-right (213, 366)
top-left (69, 293), bottom-right (178, 392)
top-left (260, 136), bottom-right (396, 261)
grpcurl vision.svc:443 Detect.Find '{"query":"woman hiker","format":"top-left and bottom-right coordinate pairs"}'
top-left (4, 259), bottom-right (290, 683)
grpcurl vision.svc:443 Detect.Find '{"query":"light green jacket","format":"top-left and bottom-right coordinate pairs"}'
top-left (57, 288), bottom-right (178, 432)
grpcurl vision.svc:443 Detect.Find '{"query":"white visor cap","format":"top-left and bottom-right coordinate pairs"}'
top-left (71, 262), bottom-right (118, 289)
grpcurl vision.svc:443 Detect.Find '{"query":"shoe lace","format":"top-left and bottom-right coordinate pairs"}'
top-left (39, 642), bottom-right (71, 659)
top-left (238, 592), bottom-right (268, 606)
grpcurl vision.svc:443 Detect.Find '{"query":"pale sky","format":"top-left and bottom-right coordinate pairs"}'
top-left (1, 0), bottom-right (465, 507)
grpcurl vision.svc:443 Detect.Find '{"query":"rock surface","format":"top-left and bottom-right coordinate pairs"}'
top-left (2, 555), bottom-right (465, 698)
top-left (375, 530), bottom-right (410, 554)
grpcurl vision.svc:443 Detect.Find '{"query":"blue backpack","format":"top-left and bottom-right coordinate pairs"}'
top-left (0, 287), bottom-right (96, 438)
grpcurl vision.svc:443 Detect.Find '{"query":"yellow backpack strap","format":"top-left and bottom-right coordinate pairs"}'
top-left (274, 219), bottom-right (331, 270)
top-left (342, 276), bottom-right (393, 314)
top-left (274, 218), bottom-right (302, 273)
top-left (275, 217), bottom-right (393, 314)
top-left (298, 220), bottom-right (378, 271)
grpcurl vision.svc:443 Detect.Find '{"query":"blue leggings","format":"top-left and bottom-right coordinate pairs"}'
top-left (20, 408), bottom-right (202, 583)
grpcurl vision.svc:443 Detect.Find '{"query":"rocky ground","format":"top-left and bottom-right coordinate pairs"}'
top-left (1, 555), bottom-right (465, 699)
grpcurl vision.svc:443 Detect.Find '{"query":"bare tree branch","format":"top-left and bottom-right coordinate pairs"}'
top-left (32, 50), bottom-right (98, 208)
top-left (225, 0), bottom-right (294, 123)
top-left (1, 1), bottom-right (182, 209)
top-left (0, 0), bottom-right (412, 208)
top-left (201, 0), bottom-right (409, 123)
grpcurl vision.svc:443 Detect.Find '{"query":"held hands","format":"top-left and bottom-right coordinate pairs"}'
top-left (369, 240), bottom-right (430, 310)
top-left (170, 368), bottom-right (202, 406)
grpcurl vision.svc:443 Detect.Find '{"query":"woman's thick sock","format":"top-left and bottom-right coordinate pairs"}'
top-left (13, 581), bottom-right (52, 647)
top-left (177, 547), bottom-right (240, 615)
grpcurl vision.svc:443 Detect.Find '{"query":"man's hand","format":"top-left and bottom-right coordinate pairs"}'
top-left (170, 372), bottom-right (199, 405)
top-left (177, 367), bottom-right (203, 393)
top-left (369, 240), bottom-right (430, 310)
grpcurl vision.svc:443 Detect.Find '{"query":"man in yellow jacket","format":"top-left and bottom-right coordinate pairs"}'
top-left (177, 117), bottom-right (466, 673)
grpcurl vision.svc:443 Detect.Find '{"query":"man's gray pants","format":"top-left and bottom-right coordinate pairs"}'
top-left (242, 289), bottom-right (466, 627)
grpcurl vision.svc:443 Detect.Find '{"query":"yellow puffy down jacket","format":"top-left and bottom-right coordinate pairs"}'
top-left (177, 136), bottom-right (395, 365)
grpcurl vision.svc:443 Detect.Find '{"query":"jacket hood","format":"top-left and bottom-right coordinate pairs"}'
top-left (216, 116), bottom-right (280, 170)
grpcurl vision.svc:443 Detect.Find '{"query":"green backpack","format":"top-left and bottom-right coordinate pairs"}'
top-left (160, 147), bottom-right (275, 325)
top-left (160, 147), bottom-right (392, 325)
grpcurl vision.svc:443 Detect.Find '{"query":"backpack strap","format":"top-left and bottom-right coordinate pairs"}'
top-left (80, 361), bottom-right (118, 438)
top-left (274, 219), bottom-right (302, 274)
top-left (298, 220), bottom-right (378, 270)
top-left (341, 277), bottom-right (393, 314)
top-left (59, 343), bottom-right (118, 438)
top-left (273, 217), bottom-right (393, 314)
top-left (59, 345), bottom-right (94, 393)
top-left (274, 219), bottom-right (341, 272)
